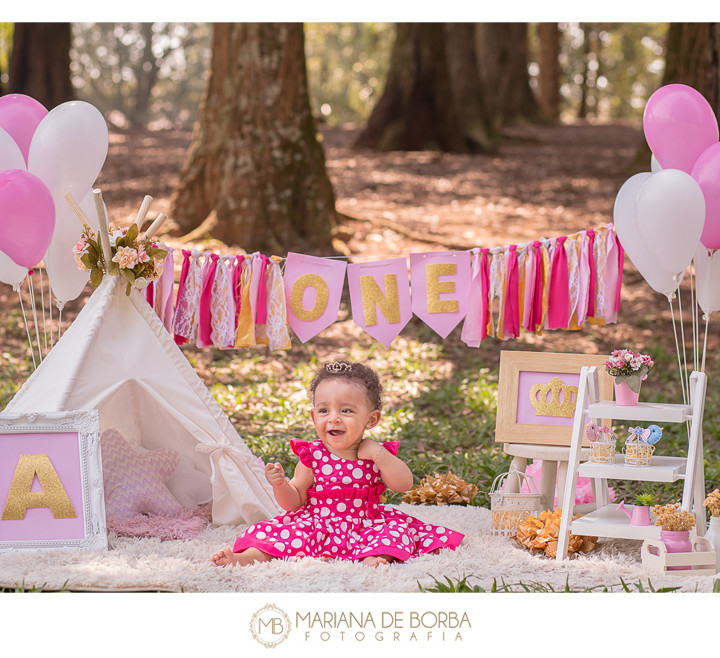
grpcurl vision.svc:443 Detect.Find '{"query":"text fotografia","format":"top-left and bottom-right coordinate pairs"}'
top-left (296, 610), bottom-right (471, 643)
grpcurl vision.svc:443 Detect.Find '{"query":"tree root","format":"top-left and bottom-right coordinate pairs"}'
top-left (338, 212), bottom-right (474, 251)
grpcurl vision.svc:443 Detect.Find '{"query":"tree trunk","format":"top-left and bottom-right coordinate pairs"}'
top-left (663, 22), bottom-right (720, 108)
top-left (170, 23), bottom-right (337, 254)
top-left (444, 23), bottom-right (496, 150)
top-left (354, 23), bottom-right (492, 153)
top-left (130, 23), bottom-right (160, 128)
top-left (576, 24), bottom-right (592, 119)
top-left (632, 23), bottom-right (720, 172)
top-left (536, 23), bottom-right (561, 122)
top-left (476, 23), bottom-right (541, 128)
top-left (7, 23), bottom-right (73, 108)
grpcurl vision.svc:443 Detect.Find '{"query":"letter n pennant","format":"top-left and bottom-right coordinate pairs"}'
top-left (347, 258), bottom-right (412, 347)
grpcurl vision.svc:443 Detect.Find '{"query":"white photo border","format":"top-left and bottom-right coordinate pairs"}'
top-left (0, 410), bottom-right (107, 552)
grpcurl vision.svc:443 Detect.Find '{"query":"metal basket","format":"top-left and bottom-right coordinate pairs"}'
top-left (590, 437), bottom-right (617, 464)
top-left (489, 469), bottom-right (545, 537)
top-left (623, 441), bottom-right (655, 467)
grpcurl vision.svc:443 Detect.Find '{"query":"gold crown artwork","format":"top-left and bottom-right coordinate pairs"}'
top-left (529, 377), bottom-right (578, 417)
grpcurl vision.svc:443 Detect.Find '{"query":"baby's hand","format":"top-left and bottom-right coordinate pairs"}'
top-left (357, 439), bottom-right (381, 461)
top-left (265, 462), bottom-right (287, 488)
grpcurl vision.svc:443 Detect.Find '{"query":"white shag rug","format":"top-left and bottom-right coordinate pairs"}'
top-left (0, 504), bottom-right (716, 593)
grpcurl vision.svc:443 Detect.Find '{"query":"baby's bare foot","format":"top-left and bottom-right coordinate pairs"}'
top-left (211, 547), bottom-right (241, 566)
top-left (361, 555), bottom-right (390, 567)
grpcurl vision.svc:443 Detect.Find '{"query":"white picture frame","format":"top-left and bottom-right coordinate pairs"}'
top-left (0, 410), bottom-right (107, 552)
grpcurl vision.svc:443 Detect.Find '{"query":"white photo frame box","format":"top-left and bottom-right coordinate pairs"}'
top-left (0, 410), bottom-right (107, 552)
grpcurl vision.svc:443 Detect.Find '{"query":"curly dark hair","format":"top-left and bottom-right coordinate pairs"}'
top-left (308, 360), bottom-right (383, 411)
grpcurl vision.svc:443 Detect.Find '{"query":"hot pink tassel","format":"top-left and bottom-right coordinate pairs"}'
top-left (546, 236), bottom-right (570, 329)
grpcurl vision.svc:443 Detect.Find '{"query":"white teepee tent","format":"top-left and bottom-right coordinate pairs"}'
top-left (3, 274), bottom-right (280, 525)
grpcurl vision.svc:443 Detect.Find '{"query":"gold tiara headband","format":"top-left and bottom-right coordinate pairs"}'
top-left (326, 361), bottom-right (352, 374)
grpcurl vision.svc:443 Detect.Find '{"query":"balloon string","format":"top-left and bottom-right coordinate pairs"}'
top-left (17, 278), bottom-right (37, 370)
top-left (688, 267), bottom-right (697, 370)
top-left (57, 301), bottom-right (64, 342)
top-left (700, 254), bottom-right (711, 374)
top-left (26, 274), bottom-right (43, 366)
top-left (689, 264), bottom-right (698, 373)
top-left (48, 285), bottom-right (54, 349)
top-left (676, 286), bottom-right (690, 398)
top-left (38, 266), bottom-right (48, 357)
top-left (669, 295), bottom-right (688, 406)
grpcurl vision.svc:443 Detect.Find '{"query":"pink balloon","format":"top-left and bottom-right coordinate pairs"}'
top-left (0, 94), bottom-right (48, 165)
top-left (692, 142), bottom-right (720, 249)
top-left (0, 169), bottom-right (56, 267)
top-left (643, 84), bottom-right (719, 173)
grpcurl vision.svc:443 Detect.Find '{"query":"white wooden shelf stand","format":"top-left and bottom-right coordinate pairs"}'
top-left (556, 366), bottom-right (707, 561)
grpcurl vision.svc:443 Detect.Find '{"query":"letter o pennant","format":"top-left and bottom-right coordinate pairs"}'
top-left (284, 252), bottom-right (347, 343)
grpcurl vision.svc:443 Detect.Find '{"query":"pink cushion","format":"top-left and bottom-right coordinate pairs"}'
top-left (101, 429), bottom-right (183, 520)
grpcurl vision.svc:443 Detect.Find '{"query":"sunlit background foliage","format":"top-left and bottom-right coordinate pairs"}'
top-left (0, 22), bottom-right (672, 130)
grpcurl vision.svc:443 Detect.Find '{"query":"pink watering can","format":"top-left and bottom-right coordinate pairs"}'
top-left (616, 500), bottom-right (652, 526)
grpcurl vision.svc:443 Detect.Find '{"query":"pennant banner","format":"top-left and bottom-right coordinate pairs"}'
top-left (144, 224), bottom-right (623, 350)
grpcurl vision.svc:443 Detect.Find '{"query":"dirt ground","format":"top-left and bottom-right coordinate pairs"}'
top-left (0, 119), bottom-right (697, 385)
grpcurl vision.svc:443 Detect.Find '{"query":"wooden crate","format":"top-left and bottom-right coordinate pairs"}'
top-left (641, 536), bottom-right (717, 575)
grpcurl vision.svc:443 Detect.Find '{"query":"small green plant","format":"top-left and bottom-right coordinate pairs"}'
top-left (634, 493), bottom-right (656, 507)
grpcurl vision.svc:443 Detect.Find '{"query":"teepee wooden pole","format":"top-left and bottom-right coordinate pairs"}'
top-left (134, 195), bottom-right (154, 229)
top-left (143, 212), bottom-right (167, 240)
top-left (93, 189), bottom-right (113, 265)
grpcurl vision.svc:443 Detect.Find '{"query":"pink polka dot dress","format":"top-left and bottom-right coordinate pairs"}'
top-left (233, 439), bottom-right (464, 562)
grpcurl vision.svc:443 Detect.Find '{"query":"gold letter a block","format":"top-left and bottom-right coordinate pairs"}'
top-left (1, 453), bottom-right (77, 520)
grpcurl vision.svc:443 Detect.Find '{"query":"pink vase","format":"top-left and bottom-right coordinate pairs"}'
top-left (660, 529), bottom-right (692, 571)
top-left (614, 379), bottom-right (640, 406)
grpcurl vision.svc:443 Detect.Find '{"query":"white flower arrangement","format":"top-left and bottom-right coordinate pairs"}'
top-left (74, 222), bottom-right (167, 295)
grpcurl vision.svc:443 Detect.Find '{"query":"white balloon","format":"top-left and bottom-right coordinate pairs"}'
top-left (613, 172), bottom-right (683, 296)
top-left (44, 190), bottom-right (96, 303)
top-left (27, 100), bottom-right (108, 204)
top-left (651, 153), bottom-right (663, 172)
top-left (28, 101), bottom-right (107, 305)
top-left (0, 127), bottom-right (25, 171)
top-left (0, 250), bottom-right (28, 286)
top-left (694, 243), bottom-right (720, 316)
top-left (635, 169), bottom-right (705, 275)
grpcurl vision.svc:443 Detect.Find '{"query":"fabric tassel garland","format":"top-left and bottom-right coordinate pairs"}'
top-left (159, 224), bottom-right (620, 349)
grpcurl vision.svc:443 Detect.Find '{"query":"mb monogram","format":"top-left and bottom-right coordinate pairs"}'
top-left (249, 604), bottom-right (291, 648)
